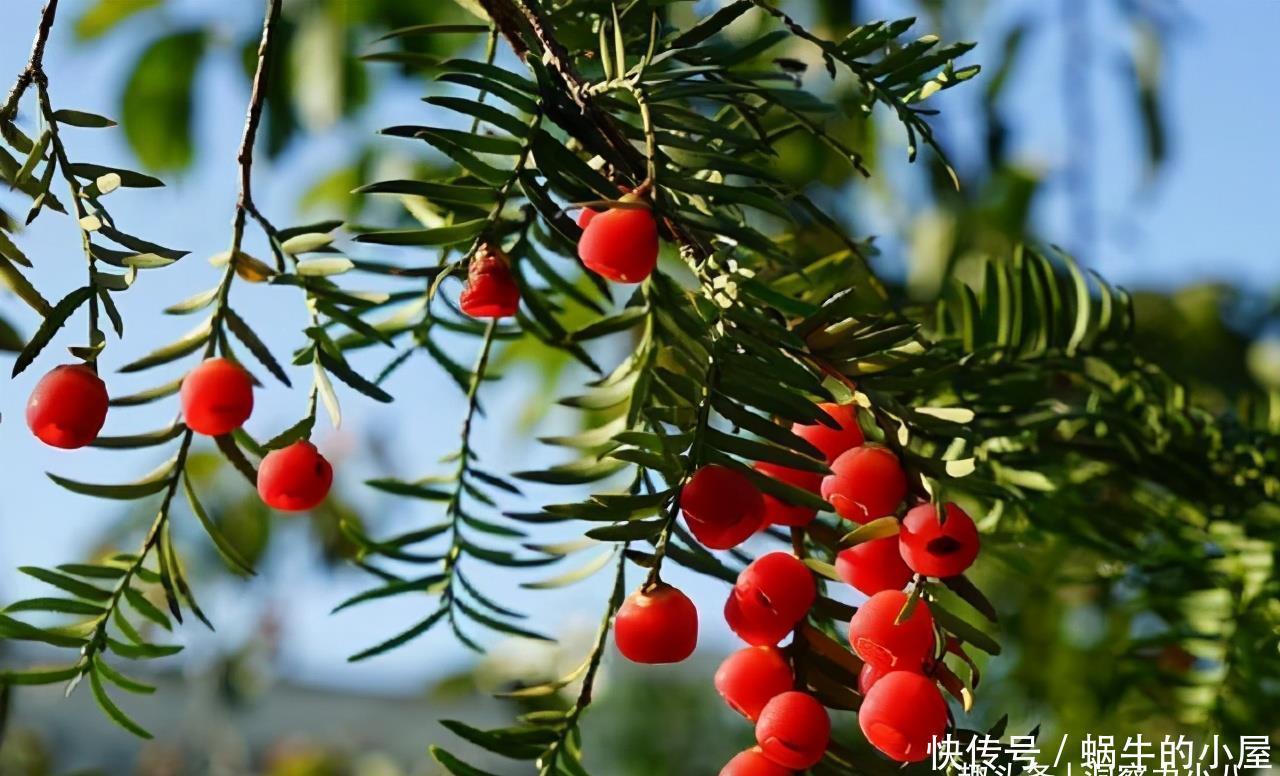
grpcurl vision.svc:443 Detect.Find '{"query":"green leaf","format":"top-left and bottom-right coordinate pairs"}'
top-left (349, 608), bottom-right (448, 661)
top-left (316, 349), bottom-right (393, 402)
top-left (89, 666), bottom-right (153, 739)
top-left (109, 377), bottom-right (183, 407)
top-left (0, 614), bottom-right (87, 648)
top-left (183, 474), bottom-right (256, 577)
top-left (69, 162), bottom-right (165, 189)
top-left (354, 220), bottom-right (486, 247)
top-left (19, 567), bottom-right (111, 601)
top-left (122, 30), bottom-right (206, 171)
top-left (280, 232), bottom-right (334, 255)
top-left (53, 109), bottom-right (117, 128)
top-left (522, 550), bottom-right (615, 589)
top-left (90, 424), bottom-right (186, 449)
top-left (374, 23), bottom-right (488, 42)
top-left (123, 586), bottom-right (172, 631)
top-left (94, 657), bottom-right (156, 695)
top-left (295, 258), bottom-right (354, 277)
top-left (3, 597), bottom-right (106, 616)
top-left (117, 317), bottom-right (211, 372)
top-left (0, 665), bottom-right (81, 685)
top-left (366, 478), bottom-right (452, 501)
top-left (224, 308), bottom-right (290, 386)
top-left (840, 516), bottom-right (900, 546)
top-left (11, 286), bottom-right (93, 376)
top-left (930, 600), bottom-right (1002, 655)
top-left (430, 747), bottom-right (504, 776)
top-left (47, 471), bottom-right (172, 501)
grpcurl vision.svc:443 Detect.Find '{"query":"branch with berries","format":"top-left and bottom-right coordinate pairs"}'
top-left (1, 0), bottom-right (1277, 765)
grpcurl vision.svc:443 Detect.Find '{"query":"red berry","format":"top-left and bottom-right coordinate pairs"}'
top-left (459, 245), bottom-right (520, 318)
top-left (725, 552), bottom-right (815, 646)
top-left (754, 691), bottom-right (830, 769)
top-left (836, 537), bottom-right (913, 596)
top-left (721, 747), bottom-right (794, 776)
top-left (858, 661), bottom-right (890, 695)
top-left (714, 646), bottom-right (794, 721)
top-left (181, 358), bottom-right (254, 437)
top-left (614, 582), bottom-right (698, 664)
top-left (754, 461), bottom-right (822, 527)
top-left (576, 208), bottom-right (599, 229)
top-left (847, 589), bottom-right (935, 671)
top-left (859, 671), bottom-right (949, 762)
top-left (26, 364), bottom-right (109, 449)
top-left (577, 205), bottom-right (659, 283)
top-left (792, 402), bottom-right (864, 463)
top-left (680, 465), bottom-right (765, 550)
top-left (257, 440), bottom-right (333, 512)
top-left (899, 503), bottom-right (980, 578)
top-left (820, 445), bottom-right (907, 523)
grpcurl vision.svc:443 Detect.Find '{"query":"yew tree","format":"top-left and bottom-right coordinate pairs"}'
top-left (1, 0), bottom-right (1277, 774)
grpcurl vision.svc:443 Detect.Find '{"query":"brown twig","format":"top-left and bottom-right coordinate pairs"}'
top-left (1, 0), bottom-right (58, 121)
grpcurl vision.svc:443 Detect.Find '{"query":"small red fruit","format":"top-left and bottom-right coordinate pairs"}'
top-left (754, 461), bottom-right (822, 527)
top-left (754, 691), bottom-right (830, 769)
top-left (181, 358), bottom-right (254, 437)
top-left (725, 552), bottom-right (815, 646)
top-left (614, 582), bottom-right (698, 664)
top-left (680, 464), bottom-right (765, 550)
top-left (836, 537), bottom-right (913, 596)
top-left (577, 203), bottom-right (659, 283)
top-left (859, 671), bottom-right (949, 762)
top-left (820, 445), bottom-right (907, 523)
top-left (721, 747), bottom-right (793, 776)
top-left (714, 646), bottom-right (794, 721)
top-left (792, 402), bottom-right (864, 463)
top-left (576, 208), bottom-right (599, 229)
top-left (899, 503), bottom-right (980, 578)
top-left (847, 589), bottom-right (935, 672)
top-left (26, 364), bottom-right (109, 449)
top-left (858, 661), bottom-right (890, 695)
top-left (257, 440), bottom-right (333, 512)
top-left (459, 245), bottom-right (520, 318)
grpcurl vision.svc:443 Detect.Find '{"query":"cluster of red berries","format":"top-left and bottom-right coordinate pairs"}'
top-left (25, 359), bottom-right (331, 512)
top-left (610, 402), bottom-right (985, 772)
top-left (457, 196), bottom-right (660, 320)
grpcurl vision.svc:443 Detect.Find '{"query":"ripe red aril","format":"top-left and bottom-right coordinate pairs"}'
top-left (714, 646), bottom-right (794, 721)
top-left (181, 358), bottom-right (254, 437)
top-left (725, 552), bottom-right (815, 646)
top-left (859, 670), bottom-right (949, 762)
top-left (836, 536), bottom-right (913, 596)
top-left (614, 582), bottom-right (698, 664)
top-left (754, 691), bottom-right (830, 769)
top-left (459, 245), bottom-right (520, 318)
top-left (858, 661), bottom-right (889, 695)
top-left (899, 502), bottom-right (980, 578)
top-left (26, 364), bottom-right (109, 449)
top-left (820, 445), bottom-right (907, 523)
top-left (754, 461), bottom-right (822, 527)
top-left (721, 747), bottom-right (794, 776)
top-left (257, 440), bottom-right (333, 512)
top-left (576, 208), bottom-right (599, 229)
top-left (793, 402), bottom-right (864, 463)
top-left (680, 464), bottom-right (765, 550)
top-left (847, 589), bottom-right (935, 671)
top-left (577, 200), bottom-right (659, 283)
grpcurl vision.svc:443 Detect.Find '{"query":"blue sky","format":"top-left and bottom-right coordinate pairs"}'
top-left (1, 0), bottom-right (1277, 695)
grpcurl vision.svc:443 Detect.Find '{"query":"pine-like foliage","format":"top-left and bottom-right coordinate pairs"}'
top-left (1, 0), bottom-right (1277, 770)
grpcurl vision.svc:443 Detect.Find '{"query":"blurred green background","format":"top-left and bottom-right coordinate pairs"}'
top-left (1, 0), bottom-right (1278, 774)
